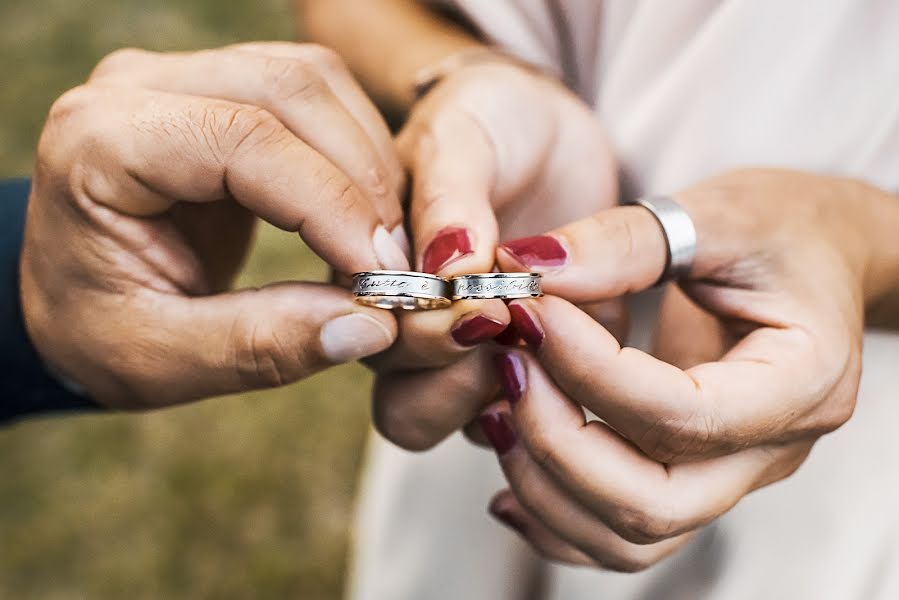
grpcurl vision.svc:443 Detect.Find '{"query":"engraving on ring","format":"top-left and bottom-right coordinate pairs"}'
top-left (454, 279), bottom-right (540, 295)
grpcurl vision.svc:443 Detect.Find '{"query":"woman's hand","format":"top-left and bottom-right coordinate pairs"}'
top-left (479, 168), bottom-right (899, 569)
top-left (368, 59), bottom-right (620, 450)
top-left (20, 42), bottom-right (411, 408)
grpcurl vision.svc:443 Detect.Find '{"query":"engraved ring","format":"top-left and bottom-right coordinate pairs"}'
top-left (632, 196), bottom-right (697, 282)
top-left (452, 273), bottom-right (543, 300)
top-left (353, 270), bottom-right (452, 310)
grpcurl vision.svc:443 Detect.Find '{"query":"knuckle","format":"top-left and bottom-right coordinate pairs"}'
top-left (641, 408), bottom-right (720, 463)
top-left (299, 43), bottom-right (346, 72)
top-left (610, 500), bottom-right (678, 545)
top-left (91, 47), bottom-right (148, 80)
top-left (372, 381), bottom-right (443, 451)
top-left (230, 306), bottom-right (293, 389)
top-left (263, 57), bottom-right (329, 103)
top-left (596, 551), bottom-right (658, 573)
top-left (217, 105), bottom-right (288, 158)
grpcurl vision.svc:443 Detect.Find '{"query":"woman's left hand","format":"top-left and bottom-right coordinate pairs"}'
top-left (480, 168), bottom-right (899, 570)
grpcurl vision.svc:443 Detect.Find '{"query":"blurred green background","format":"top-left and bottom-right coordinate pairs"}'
top-left (0, 1), bottom-right (375, 598)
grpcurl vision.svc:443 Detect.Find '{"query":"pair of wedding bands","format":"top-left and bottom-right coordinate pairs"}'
top-left (353, 196), bottom-right (697, 311)
top-left (352, 271), bottom-right (543, 311)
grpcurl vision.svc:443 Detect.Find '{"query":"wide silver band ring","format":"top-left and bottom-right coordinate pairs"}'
top-left (451, 273), bottom-right (543, 300)
top-left (632, 196), bottom-right (697, 282)
top-left (353, 271), bottom-right (452, 310)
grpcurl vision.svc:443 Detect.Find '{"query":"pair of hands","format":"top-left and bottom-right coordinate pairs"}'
top-left (23, 43), bottom-right (891, 571)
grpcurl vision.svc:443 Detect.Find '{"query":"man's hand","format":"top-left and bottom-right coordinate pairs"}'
top-left (478, 168), bottom-right (899, 569)
top-left (20, 42), bottom-right (411, 408)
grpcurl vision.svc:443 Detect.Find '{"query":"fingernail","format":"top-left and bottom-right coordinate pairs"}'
top-left (478, 408), bottom-right (517, 456)
top-left (488, 500), bottom-right (528, 535)
top-left (422, 226), bottom-right (473, 274)
top-left (373, 224), bottom-right (411, 270)
top-left (390, 224), bottom-right (411, 260)
top-left (508, 303), bottom-right (544, 349)
top-left (320, 313), bottom-right (394, 363)
top-left (494, 352), bottom-right (526, 405)
top-left (500, 235), bottom-right (568, 269)
top-left (493, 324), bottom-right (522, 347)
top-left (451, 313), bottom-right (506, 347)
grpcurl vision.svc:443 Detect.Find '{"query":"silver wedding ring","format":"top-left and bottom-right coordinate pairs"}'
top-left (353, 270), bottom-right (452, 310)
top-left (633, 196), bottom-right (697, 283)
top-left (452, 273), bottom-right (543, 300)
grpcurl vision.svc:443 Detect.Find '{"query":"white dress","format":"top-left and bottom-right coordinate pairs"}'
top-left (348, 2), bottom-right (899, 598)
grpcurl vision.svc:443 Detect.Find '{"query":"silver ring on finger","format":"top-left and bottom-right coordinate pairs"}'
top-left (353, 270), bottom-right (452, 310)
top-left (632, 196), bottom-right (697, 283)
top-left (451, 272), bottom-right (543, 301)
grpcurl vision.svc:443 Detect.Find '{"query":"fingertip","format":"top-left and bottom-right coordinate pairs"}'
top-left (373, 224), bottom-right (411, 270)
top-left (319, 307), bottom-right (398, 364)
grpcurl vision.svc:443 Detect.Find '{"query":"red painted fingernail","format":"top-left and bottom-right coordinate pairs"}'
top-left (508, 304), bottom-right (544, 349)
top-left (493, 324), bottom-right (522, 347)
top-left (451, 314), bottom-right (506, 347)
top-left (478, 409), bottom-right (517, 456)
top-left (422, 226), bottom-right (473, 274)
top-left (501, 235), bottom-right (568, 269)
top-left (494, 352), bottom-right (526, 405)
top-left (488, 501), bottom-right (528, 535)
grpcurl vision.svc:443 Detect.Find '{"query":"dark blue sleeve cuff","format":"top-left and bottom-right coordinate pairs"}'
top-left (1, 178), bottom-right (100, 424)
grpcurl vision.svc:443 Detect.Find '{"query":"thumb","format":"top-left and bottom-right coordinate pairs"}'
top-left (141, 283), bottom-right (397, 404)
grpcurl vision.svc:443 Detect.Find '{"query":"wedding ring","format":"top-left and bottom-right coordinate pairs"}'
top-left (632, 196), bottom-right (697, 282)
top-left (451, 273), bottom-right (543, 300)
top-left (352, 270), bottom-right (452, 310)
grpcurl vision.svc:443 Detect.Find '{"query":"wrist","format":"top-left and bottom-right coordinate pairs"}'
top-left (855, 181), bottom-right (899, 327)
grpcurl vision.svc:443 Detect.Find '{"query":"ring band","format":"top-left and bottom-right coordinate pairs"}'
top-left (451, 273), bottom-right (543, 300)
top-left (353, 271), bottom-right (452, 310)
top-left (633, 196), bottom-right (697, 282)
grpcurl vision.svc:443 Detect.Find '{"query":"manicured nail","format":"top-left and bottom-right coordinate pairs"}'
top-left (320, 313), bottom-right (394, 363)
top-left (373, 224), bottom-right (411, 270)
top-left (493, 324), bottom-right (522, 347)
top-left (479, 408), bottom-right (517, 456)
top-left (488, 500), bottom-right (528, 536)
top-left (508, 303), bottom-right (544, 349)
top-left (451, 314), bottom-right (506, 347)
top-left (494, 352), bottom-right (526, 405)
top-left (390, 224), bottom-right (411, 260)
top-left (421, 226), bottom-right (473, 274)
top-left (500, 235), bottom-right (568, 269)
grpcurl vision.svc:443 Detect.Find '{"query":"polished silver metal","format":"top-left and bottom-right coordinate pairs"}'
top-left (353, 270), bottom-right (452, 310)
top-left (451, 273), bottom-right (543, 300)
top-left (633, 196), bottom-right (697, 282)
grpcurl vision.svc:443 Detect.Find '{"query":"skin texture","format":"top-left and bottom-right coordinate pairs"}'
top-left (366, 60), bottom-right (620, 451)
top-left (482, 169), bottom-right (899, 570)
top-left (20, 42), bottom-right (411, 408)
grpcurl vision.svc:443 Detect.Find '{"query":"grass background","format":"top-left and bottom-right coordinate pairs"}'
top-left (0, 1), bottom-right (375, 598)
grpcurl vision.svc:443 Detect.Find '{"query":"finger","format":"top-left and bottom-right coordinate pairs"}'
top-left (366, 299), bottom-right (510, 372)
top-left (92, 282), bottom-right (397, 408)
top-left (398, 103), bottom-right (499, 277)
top-left (504, 295), bottom-right (844, 461)
top-left (488, 490), bottom-right (599, 567)
top-left (232, 41), bottom-right (404, 193)
top-left (49, 85), bottom-right (407, 275)
top-left (371, 345), bottom-right (498, 451)
top-left (481, 406), bottom-right (690, 571)
top-left (496, 205), bottom-right (668, 303)
top-left (496, 349), bottom-right (811, 545)
top-left (89, 46), bottom-right (405, 232)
